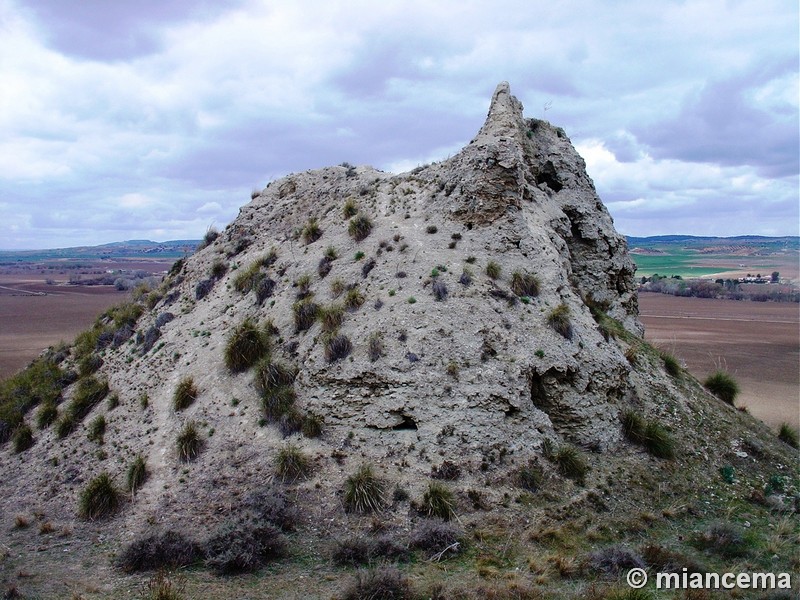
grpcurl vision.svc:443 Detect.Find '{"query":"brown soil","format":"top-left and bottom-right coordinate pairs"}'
top-left (639, 293), bottom-right (799, 429)
top-left (0, 279), bottom-right (127, 377)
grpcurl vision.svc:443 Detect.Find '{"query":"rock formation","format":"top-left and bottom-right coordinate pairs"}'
top-left (1, 83), bottom-right (795, 599)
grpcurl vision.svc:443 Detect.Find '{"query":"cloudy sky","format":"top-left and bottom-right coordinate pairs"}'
top-left (1, 0), bottom-right (797, 249)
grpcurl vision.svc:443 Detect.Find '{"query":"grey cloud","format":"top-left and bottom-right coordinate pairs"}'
top-left (21, 0), bottom-right (244, 60)
top-left (636, 59), bottom-right (799, 177)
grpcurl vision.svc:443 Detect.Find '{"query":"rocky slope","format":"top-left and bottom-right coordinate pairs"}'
top-left (1, 83), bottom-right (796, 599)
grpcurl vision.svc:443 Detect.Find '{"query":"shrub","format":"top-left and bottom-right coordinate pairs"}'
top-left (344, 464), bottom-right (385, 513)
top-left (325, 333), bottom-right (353, 363)
top-left (195, 278), bottom-right (215, 300)
top-left (177, 421), bottom-right (202, 462)
top-left (209, 260), bottom-right (228, 279)
top-left (426, 225), bottom-right (438, 234)
top-left (116, 530), bottom-right (200, 572)
top-left (200, 227), bottom-right (219, 248)
top-left (12, 423), bottom-right (33, 453)
top-left (293, 300), bottom-right (320, 332)
top-left (661, 352), bottom-right (681, 377)
top-left (344, 287), bottom-right (365, 310)
top-left (318, 256), bottom-right (333, 278)
top-left (172, 377), bottom-right (198, 411)
top-left (78, 473), bottom-right (120, 520)
top-left (547, 304), bottom-right (573, 340)
top-left (275, 444), bottom-right (311, 482)
top-left (127, 455), bottom-right (148, 493)
top-left (587, 545), bottom-right (645, 576)
top-left (333, 536), bottom-right (408, 567)
top-left (36, 401), bottom-right (58, 429)
top-left (87, 414), bottom-right (106, 444)
top-left (343, 198), bottom-right (358, 218)
top-left (361, 257), bottom-right (376, 278)
top-left (485, 260), bottom-right (501, 279)
top-left (420, 482), bottom-right (455, 520)
top-left (204, 519), bottom-right (287, 575)
top-left (254, 276), bottom-right (276, 305)
top-left (319, 304), bottom-right (344, 332)
top-left (342, 566), bottom-right (412, 600)
top-left (691, 522), bottom-right (751, 558)
top-left (302, 218), bottom-right (323, 244)
top-left (368, 333), bottom-right (384, 362)
top-left (431, 461), bottom-right (461, 481)
top-left (704, 370), bottom-right (739, 405)
top-left (778, 423), bottom-right (799, 448)
top-left (510, 271), bottom-right (540, 297)
top-left (348, 214), bottom-right (373, 241)
top-left (552, 445), bottom-right (588, 483)
top-left (224, 318), bottom-right (270, 372)
top-left (432, 279), bottom-right (448, 301)
top-left (354, 251), bottom-right (365, 260)
top-left (410, 519), bottom-right (463, 557)
top-left (459, 268), bottom-right (473, 286)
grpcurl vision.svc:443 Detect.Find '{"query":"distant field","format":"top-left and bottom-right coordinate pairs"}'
top-left (639, 293), bottom-right (799, 430)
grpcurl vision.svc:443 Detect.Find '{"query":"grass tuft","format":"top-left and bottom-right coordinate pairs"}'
top-left (552, 444), bottom-right (588, 483)
top-left (172, 377), bottom-right (198, 411)
top-left (127, 455), bottom-right (148, 493)
top-left (510, 271), bottom-right (540, 297)
top-left (778, 423), bottom-right (799, 448)
top-left (547, 304), bottom-right (573, 340)
top-left (12, 423), bottom-right (34, 453)
top-left (275, 444), bottom-right (311, 482)
top-left (78, 472), bottom-right (120, 520)
top-left (661, 351), bottom-right (681, 377)
top-left (301, 218), bottom-right (322, 244)
top-left (177, 421), bottom-right (202, 462)
top-left (324, 333), bottom-right (353, 363)
top-left (342, 566), bottom-right (412, 600)
top-left (293, 300), bottom-right (320, 332)
top-left (485, 260), bottom-right (501, 280)
top-left (344, 464), bottom-right (385, 513)
top-left (348, 214), bottom-right (373, 242)
top-left (420, 482), bottom-right (456, 520)
top-left (224, 318), bottom-right (270, 372)
top-left (704, 370), bottom-right (739, 405)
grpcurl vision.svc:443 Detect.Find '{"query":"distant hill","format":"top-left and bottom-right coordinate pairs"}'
top-left (626, 235), bottom-right (799, 251)
top-left (0, 239), bottom-right (201, 263)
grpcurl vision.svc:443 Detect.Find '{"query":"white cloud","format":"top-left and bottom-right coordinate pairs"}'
top-left (0, 0), bottom-right (796, 248)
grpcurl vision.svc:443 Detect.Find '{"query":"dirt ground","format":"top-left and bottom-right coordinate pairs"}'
top-left (0, 280), bottom-right (126, 378)
top-left (639, 293), bottom-right (799, 430)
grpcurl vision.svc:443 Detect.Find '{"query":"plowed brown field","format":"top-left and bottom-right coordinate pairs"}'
top-left (639, 293), bottom-right (799, 430)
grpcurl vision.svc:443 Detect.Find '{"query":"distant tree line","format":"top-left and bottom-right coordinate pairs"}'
top-left (638, 274), bottom-right (798, 302)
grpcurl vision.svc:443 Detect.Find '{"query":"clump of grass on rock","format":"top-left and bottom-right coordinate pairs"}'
top-left (177, 421), bottom-right (202, 462)
top-left (324, 333), bottom-right (352, 363)
top-left (778, 423), bottom-right (799, 448)
top-left (344, 464), bottom-right (385, 513)
top-left (172, 376), bottom-right (198, 411)
top-left (348, 214), bottom-right (373, 242)
top-left (549, 443), bottom-right (588, 483)
top-left (703, 370), bottom-right (740, 405)
top-left (510, 270), bottom-right (540, 297)
top-left (224, 318), bottom-right (270, 372)
top-left (275, 444), bottom-right (311, 482)
top-left (485, 260), bottom-right (501, 280)
top-left (127, 455), bottom-right (148, 493)
top-left (11, 424), bottom-right (34, 453)
top-left (547, 304), bottom-right (573, 340)
top-left (420, 481), bottom-right (456, 520)
top-left (79, 472), bottom-right (120, 520)
top-left (621, 410), bottom-right (675, 459)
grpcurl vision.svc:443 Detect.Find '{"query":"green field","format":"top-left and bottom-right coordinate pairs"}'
top-left (631, 253), bottom-right (727, 278)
